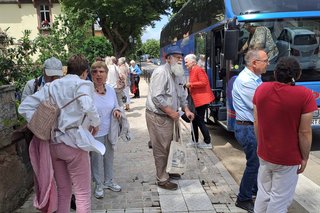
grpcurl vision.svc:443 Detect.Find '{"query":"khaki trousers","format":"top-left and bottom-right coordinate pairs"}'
top-left (146, 110), bottom-right (175, 182)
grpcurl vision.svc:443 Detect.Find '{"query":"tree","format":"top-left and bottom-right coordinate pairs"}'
top-left (61, 0), bottom-right (170, 57)
top-left (35, 9), bottom-right (92, 64)
top-left (81, 36), bottom-right (113, 63)
top-left (141, 39), bottom-right (160, 58)
top-left (0, 30), bottom-right (39, 91)
top-left (170, 0), bottom-right (188, 13)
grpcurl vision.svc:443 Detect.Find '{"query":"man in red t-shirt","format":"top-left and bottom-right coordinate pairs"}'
top-left (253, 57), bottom-right (317, 213)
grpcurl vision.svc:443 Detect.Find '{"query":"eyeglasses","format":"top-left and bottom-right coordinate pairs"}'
top-left (256, 59), bottom-right (269, 64)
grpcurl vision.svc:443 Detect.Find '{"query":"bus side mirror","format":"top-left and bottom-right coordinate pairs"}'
top-left (224, 30), bottom-right (239, 60)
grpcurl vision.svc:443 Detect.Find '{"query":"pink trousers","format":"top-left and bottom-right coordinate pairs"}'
top-left (50, 143), bottom-right (91, 213)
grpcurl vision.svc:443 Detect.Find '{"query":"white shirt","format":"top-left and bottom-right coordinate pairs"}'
top-left (94, 85), bottom-right (118, 137)
top-left (21, 76), bottom-right (46, 102)
top-left (18, 74), bottom-right (100, 148)
top-left (107, 64), bottom-right (120, 88)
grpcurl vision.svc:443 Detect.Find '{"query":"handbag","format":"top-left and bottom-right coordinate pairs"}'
top-left (27, 86), bottom-right (87, 141)
top-left (166, 122), bottom-right (186, 174)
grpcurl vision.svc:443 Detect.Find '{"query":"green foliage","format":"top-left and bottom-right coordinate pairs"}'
top-left (35, 11), bottom-right (92, 64)
top-left (141, 39), bottom-right (160, 58)
top-left (81, 36), bottom-right (113, 64)
top-left (61, 0), bottom-right (170, 57)
top-left (171, 0), bottom-right (188, 13)
top-left (0, 30), bottom-right (39, 91)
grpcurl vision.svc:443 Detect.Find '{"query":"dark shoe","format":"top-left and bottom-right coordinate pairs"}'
top-left (148, 141), bottom-right (152, 149)
top-left (169, 173), bottom-right (181, 180)
top-left (158, 181), bottom-right (178, 190)
top-left (235, 199), bottom-right (254, 213)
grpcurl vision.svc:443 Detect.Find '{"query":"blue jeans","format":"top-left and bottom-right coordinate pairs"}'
top-left (234, 123), bottom-right (259, 201)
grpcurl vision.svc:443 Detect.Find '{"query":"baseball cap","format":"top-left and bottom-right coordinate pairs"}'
top-left (44, 57), bottom-right (63, 76)
top-left (166, 45), bottom-right (183, 58)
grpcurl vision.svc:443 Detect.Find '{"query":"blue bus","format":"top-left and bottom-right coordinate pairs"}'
top-left (160, 0), bottom-right (320, 131)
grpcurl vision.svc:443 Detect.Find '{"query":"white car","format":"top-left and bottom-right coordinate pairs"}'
top-left (276, 27), bottom-right (319, 69)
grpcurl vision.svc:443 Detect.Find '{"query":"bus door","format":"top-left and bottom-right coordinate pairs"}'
top-left (206, 28), bottom-right (231, 129)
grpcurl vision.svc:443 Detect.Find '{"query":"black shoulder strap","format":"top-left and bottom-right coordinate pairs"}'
top-left (33, 78), bottom-right (39, 94)
top-left (33, 76), bottom-right (43, 94)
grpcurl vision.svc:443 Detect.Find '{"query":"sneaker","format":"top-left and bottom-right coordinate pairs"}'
top-left (103, 181), bottom-right (121, 192)
top-left (197, 142), bottom-right (213, 149)
top-left (187, 140), bottom-right (196, 147)
top-left (235, 199), bottom-right (254, 213)
top-left (94, 184), bottom-right (104, 199)
top-left (157, 181), bottom-right (178, 190)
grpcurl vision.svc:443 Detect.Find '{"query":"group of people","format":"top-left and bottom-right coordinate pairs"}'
top-left (146, 43), bottom-right (316, 213)
top-left (17, 33), bottom-right (316, 212)
top-left (97, 56), bottom-right (142, 111)
top-left (146, 46), bottom-right (214, 190)
top-left (18, 55), bottom-right (135, 212)
top-left (232, 48), bottom-right (316, 213)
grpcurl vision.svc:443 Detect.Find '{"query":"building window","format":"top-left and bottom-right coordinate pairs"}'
top-left (39, 4), bottom-right (51, 30)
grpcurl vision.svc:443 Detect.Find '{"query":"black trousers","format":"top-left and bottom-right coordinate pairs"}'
top-left (181, 104), bottom-right (211, 143)
top-left (134, 75), bottom-right (140, 97)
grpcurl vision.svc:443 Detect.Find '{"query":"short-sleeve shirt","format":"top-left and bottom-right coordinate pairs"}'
top-left (232, 67), bottom-right (262, 122)
top-left (253, 82), bottom-right (317, 165)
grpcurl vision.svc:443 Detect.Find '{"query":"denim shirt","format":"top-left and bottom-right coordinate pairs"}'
top-left (232, 67), bottom-right (262, 122)
top-left (146, 63), bottom-right (187, 115)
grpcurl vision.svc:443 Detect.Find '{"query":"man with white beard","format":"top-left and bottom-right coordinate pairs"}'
top-left (146, 45), bottom-right (194, 190)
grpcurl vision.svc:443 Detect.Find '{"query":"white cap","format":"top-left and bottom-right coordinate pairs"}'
top-left (44, 57), bottom-right (63, 76)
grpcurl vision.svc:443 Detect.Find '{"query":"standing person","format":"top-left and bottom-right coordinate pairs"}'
top-left (253, 57), bottom-right (317, 213)
top-left (197, 54), bottom-right (206, 69)
top-left (118, 57), bottom-right (131, 110)
top-left (129, 60), bottom-right (142, 98)
top-left (90, 61), bottom-right (122, 199)
top-left (106, 56), bottom-right (125, 106)
top-left (240, 23), bottom-right (279, 63)
top-left (146, 45), bottom-right (194, 190)
top-left (21, 57), bottom-right (63, 101)
top-left (19, 54), bottom-right (100, 213)
top-left (232, 48), bottom-right (268, 212)
top-left (184, 54), bottom-right (214, 149)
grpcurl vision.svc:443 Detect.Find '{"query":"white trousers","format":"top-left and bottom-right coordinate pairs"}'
top-left (123, 86), bottom-right (131, 104)
top-left (254, 158), bottom-right (299, 213)
top-left (90, 135), bottom-right (114, 185)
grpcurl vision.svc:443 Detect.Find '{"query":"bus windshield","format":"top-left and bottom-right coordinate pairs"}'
top-left (237, 18), bottom-right (320, 82)
top-left (231, 0), bottom-right (320, 15)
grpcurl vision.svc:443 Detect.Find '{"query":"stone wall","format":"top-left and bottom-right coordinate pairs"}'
top-left (0, 85), bottom-right (33, 213)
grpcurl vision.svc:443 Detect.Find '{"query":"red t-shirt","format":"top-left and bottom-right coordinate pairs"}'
top-left (253, 82), bottom-right (317, 165)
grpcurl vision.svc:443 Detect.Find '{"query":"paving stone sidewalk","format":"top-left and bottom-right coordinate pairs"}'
top-left (15, 78), bottom-right (244, 213)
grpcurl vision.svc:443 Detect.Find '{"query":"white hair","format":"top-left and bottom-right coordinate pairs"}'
top-left (105, 56), bottom-right (113, 66)
top-left (118, 57), bottom-right (126, 65)
top-left (130, 60), bottom-right (135, 65)
top-left (184, 54), bottom-right (197, 63)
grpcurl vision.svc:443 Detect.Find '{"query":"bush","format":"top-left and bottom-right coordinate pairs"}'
top-left (81, 36), bottom-right (113, 64)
